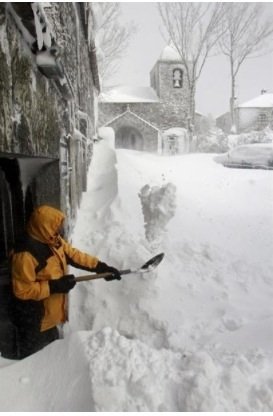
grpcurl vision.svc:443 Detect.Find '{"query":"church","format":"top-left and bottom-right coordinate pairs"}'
top-left (98, 45), bottom-right (199, 154)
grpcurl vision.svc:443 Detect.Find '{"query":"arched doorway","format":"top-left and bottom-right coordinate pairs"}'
top-left (115, 126), bottom-right (144, 150)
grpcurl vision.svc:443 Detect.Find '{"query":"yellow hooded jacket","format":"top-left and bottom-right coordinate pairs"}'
top-left (12, 205), bottom-right (99, 332)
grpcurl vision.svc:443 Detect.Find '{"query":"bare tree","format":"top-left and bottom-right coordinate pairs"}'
top-left (219, 3), bottom-right (273, 131)
top-left (92, 3), bottom-right (136, 84)
top-left (158, 2), bottom-right (225, 141)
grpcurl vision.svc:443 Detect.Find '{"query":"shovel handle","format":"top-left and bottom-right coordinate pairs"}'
top-left (74, 268), bottom-right (132, 282)
top-left (75, 272), bottom-right (112, 282)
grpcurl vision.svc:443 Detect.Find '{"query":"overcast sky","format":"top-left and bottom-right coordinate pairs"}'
top-left (106, 2), bottom-right (273, 118)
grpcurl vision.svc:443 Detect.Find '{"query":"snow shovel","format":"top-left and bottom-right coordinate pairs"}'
top-left (75, 252), bottom-right (165, 282)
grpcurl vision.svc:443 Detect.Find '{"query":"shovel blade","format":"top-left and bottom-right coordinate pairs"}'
top-left (139, 252), bottom-right (165, 272)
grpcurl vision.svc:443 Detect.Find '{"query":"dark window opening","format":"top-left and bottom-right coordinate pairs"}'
top-left (173, 68), bottom-right (183, 88)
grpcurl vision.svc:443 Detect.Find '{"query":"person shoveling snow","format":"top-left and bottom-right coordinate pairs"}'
top-left (10, 204), bottom-right (121, 359)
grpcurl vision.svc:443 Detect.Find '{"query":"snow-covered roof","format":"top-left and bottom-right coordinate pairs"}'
top-left (99, 86), bottom-right (159, 103)
top-left (104, 108), bottom-right (160, 131)
top-left (238, 93), bottom-right (273, 108)
top-left (163, 127), bottom-right (188, 137)
top-left (158, 44), bottom-right (181, 62)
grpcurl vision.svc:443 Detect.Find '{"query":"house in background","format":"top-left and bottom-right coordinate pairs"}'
top-left (99, 45), bottom-right (204, 154)
top-left (216, 91), bottom-right (273, 133)
top-left (0, 2), bottom-right (100, 358)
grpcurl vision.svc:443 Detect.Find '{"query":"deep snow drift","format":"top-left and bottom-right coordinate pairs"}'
top-left (0, 133), bottom-right (273, 411)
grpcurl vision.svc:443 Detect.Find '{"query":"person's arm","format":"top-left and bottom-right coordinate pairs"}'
top-left (63, 240), bottom-right (121, 280)
top-left (12, 252), bottom-right (50, 300)
top-left (62, 239), bottom-right (99, 271)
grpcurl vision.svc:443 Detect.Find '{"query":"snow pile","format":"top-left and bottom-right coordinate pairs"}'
top-left (139, 182), bottom-right (176, 244)
top-left (1, 326), bottom-right (273, 411)
top-left (86, 327), bottom-right (273, 412)
top-left (85, 327), bottom-right (182, 412)
top-left (228, 127), bottom-right (273, 149)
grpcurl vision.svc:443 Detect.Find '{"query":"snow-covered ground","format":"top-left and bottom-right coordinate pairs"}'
top-left (0, 135), bottom-right (273, 411)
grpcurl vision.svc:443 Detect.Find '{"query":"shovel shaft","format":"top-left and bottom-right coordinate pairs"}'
top-left (75, 272), bottom-right (112, 282)
top-left (74, 253), bottom-right (164, 283)
top-left (74, 268), bottom-right (132, 282)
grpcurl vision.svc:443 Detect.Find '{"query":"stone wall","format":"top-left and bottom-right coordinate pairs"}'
top-left (0, 6), bottom-right (62, 158)
top-left (0, 3), bottom-right (100, 358)
top-left (0, 3), bottom-right (98, 224)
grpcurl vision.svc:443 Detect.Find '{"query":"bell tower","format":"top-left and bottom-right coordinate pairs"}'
top-left (150, 45), bottom-right (190, 128)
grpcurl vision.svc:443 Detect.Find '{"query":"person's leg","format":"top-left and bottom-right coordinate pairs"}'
top-left (16, 326), bottom-right (59, 359)
top-left (39, 326), bottom-right (59, 349)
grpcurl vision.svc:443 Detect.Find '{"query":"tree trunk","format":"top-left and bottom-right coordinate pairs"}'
top-left (188, 83), bottom-right (196, 149)
top-left (229, 58), bottom-right (236, 133)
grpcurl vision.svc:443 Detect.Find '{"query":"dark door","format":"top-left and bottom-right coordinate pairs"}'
top-left (0, 167), bottom-right (17, 358)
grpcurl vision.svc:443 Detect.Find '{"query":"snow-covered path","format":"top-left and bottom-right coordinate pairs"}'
top-left (1, 138), bottom-right (273, 411)
top-left (69, 143), bottom-right (273, 353)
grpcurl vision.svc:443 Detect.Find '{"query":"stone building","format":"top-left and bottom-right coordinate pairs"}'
top-left (0, 3), bottom-right (100, 357)
top-left (99, 45), bottom-right (194, 153)
top-left (216, 91), bottom-right (273, 133)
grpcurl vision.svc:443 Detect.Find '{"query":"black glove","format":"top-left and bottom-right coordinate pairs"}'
top-left (95, 261), bottom-right (121, 281)
top-left (49, 274), bottom-right (76, 294)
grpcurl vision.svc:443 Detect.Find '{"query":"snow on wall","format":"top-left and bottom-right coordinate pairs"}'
top-left (31, 3), bottom-right (53, 50)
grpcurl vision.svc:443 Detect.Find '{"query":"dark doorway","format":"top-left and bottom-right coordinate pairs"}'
top-left (115, 126), bottom-right (144, 150)
top-left (0, 159), bottom-right (24, 358)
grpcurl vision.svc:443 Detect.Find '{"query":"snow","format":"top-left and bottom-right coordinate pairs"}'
top-left (99, 85), bottom-right (159, 103)
top-left (214, 143), bottom-right (273, 168)
top-left (36, 50), bottom-right (56, 67)
top-left (238, 92), bottom-right (273, 108)
top-left (159, 44), bottom-right (181, 61)
top-left (1, 132), bottom-right (273, 411)
top-left (31, 3), bottom-right (53, 50)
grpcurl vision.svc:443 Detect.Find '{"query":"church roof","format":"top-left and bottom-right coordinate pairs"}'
top-left (158, 44), bottom-right (181, 62)
top-left (237, 93), bottom-right (273, 108)
top-left (99, 85), bottom-right (159, 103)
top-left (104, 108), bottom-right (160, 131)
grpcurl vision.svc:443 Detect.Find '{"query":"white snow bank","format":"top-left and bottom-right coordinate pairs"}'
top-left (1, 327), bottom-right (273, 411)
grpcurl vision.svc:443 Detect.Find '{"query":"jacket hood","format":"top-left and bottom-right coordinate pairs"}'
top-left (26, 205), bottom-right (65, 245)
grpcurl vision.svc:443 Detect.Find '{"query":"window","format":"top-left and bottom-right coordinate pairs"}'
top-left (257, 113), bottom-right (268, 129)
top-left (173, 68), bottom-right (183, 88)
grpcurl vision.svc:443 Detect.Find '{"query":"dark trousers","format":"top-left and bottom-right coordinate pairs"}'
top-left (16, 325), bottom-right (59, 359)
